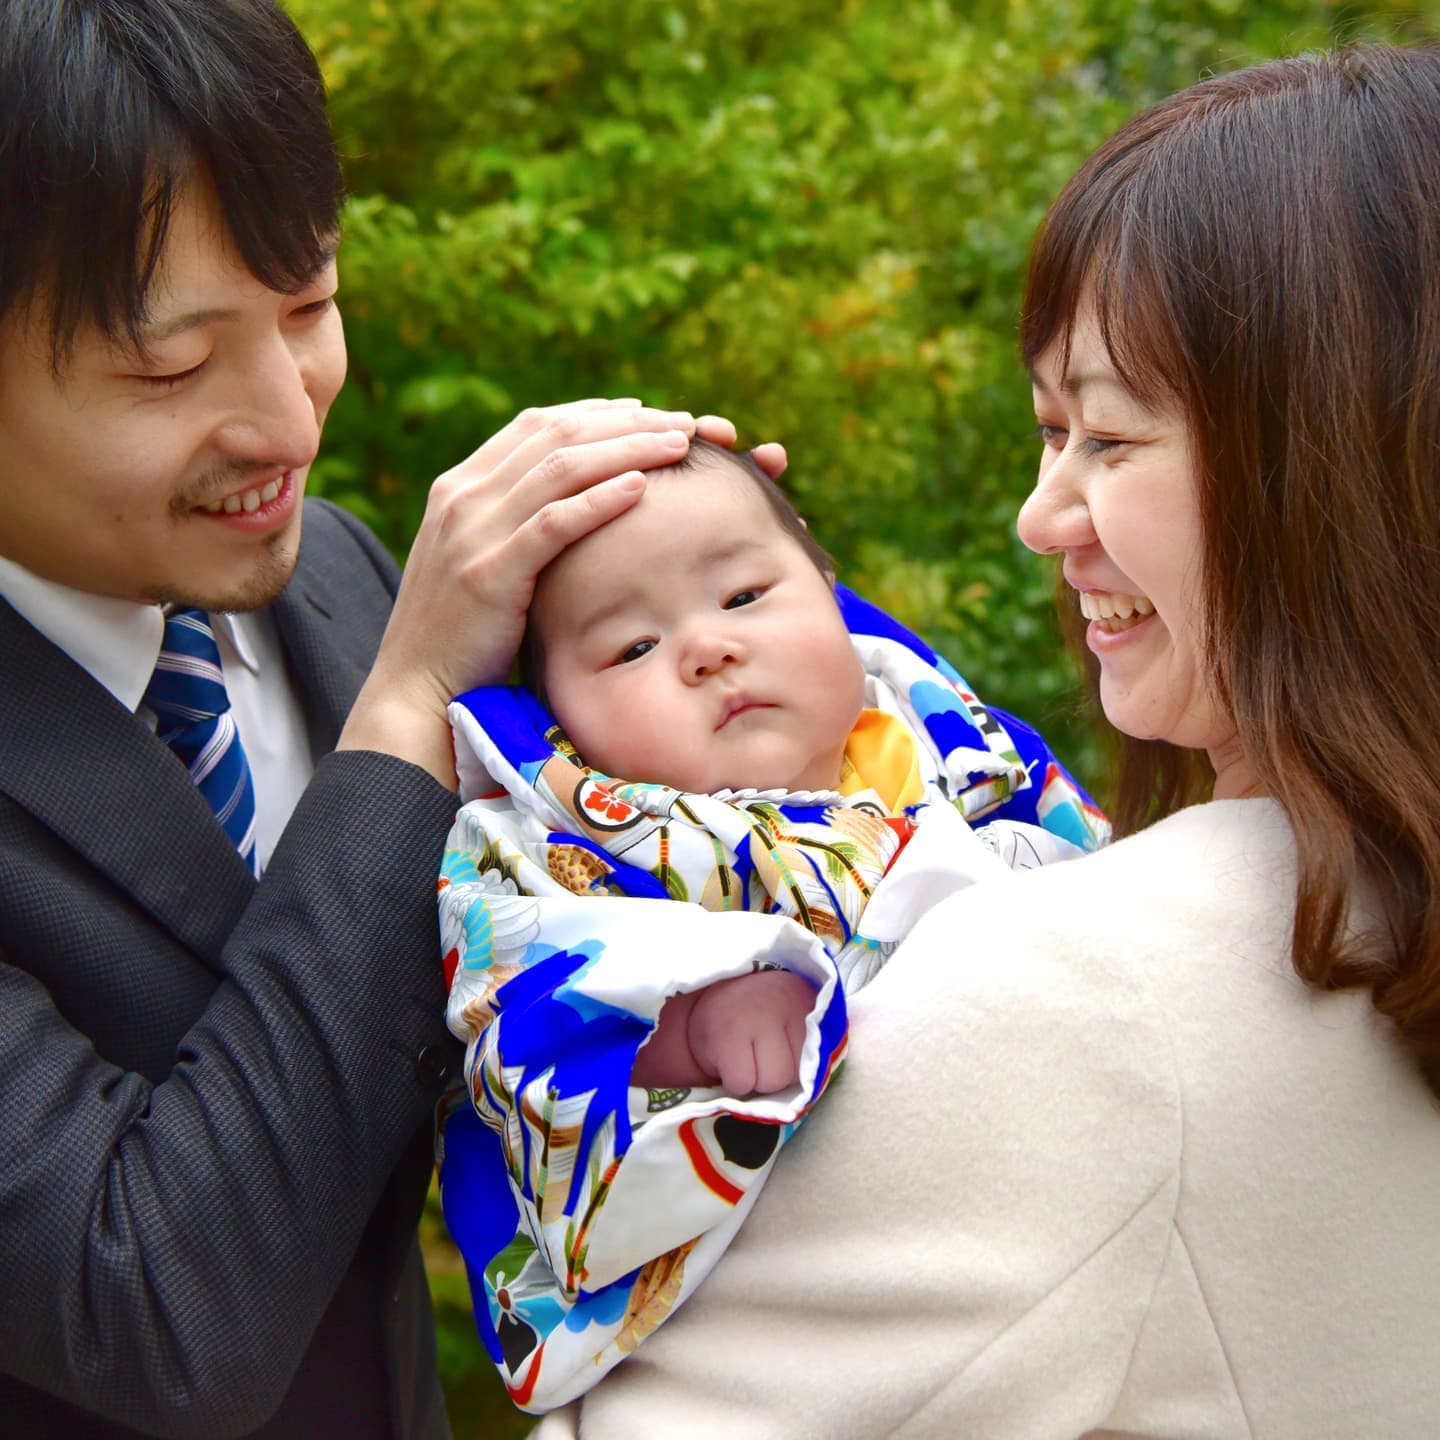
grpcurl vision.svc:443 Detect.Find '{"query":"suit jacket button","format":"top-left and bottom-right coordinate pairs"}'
top-left (415, 1045), bottom-right (449, 1088)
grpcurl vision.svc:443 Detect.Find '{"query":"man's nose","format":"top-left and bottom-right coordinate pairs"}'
top-left (213, 338), bottom-right (323, 471)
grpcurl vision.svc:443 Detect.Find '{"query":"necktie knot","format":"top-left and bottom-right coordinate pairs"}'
top-left (144, 609), bottom-right (232, 738)
top-left (144, 609), bottom-right (260, 875)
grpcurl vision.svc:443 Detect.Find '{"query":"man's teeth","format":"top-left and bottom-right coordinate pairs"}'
top-left (202, 478), bottom-right (283, 515)
top-left (1079, 591), bottom-right (1155, 630)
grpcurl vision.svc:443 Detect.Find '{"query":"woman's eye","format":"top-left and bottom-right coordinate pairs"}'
top-left (295, 296), bottom-right (336, 318)
top-left (1033, 422), bottom-right (1125, 456)
top-left (723, 589), bottom-right (761, 610)
top-left (137, 361), bottom-right (208, 391)
top-left (617, 639), bottom-right (656, 664)
top-left (1080, 435), bottom-right (1125, 456)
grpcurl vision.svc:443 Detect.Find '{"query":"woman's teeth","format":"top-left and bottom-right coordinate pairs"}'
top-left (1079, 590), bottom-right (1155, 631)
top-left (202, 477), bottom-right (283, 515)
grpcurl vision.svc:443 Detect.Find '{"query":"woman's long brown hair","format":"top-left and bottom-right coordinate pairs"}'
top-left (1021, 45), bottom-right (1440, 1095)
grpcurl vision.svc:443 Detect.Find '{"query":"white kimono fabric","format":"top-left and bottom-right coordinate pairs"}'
top-left (437, 587), bottom-right (1108, 1411)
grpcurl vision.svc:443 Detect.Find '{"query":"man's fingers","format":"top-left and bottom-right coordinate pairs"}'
top-left (468, 406), bottom-right (695, 509)
top-left (507, 470), bottom-right (648, 578)
top-left (502, 426), bottom-right (691, 520)
top-left (691, 416), bottom-right (788, 479)
top-left (749, 441), bottom-right (788, 478)
top-left (693, 413), bottom-right (737, 449)
top-left (457, 396), bottom-right (643, 475)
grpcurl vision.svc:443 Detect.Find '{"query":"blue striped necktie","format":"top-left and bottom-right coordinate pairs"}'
top-left (143, 609), bottom-right (260, 876)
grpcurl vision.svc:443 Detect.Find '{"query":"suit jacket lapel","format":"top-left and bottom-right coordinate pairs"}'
top-left (0, 598), bottom-right (256, 969)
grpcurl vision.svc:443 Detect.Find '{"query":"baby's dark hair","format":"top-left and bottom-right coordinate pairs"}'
top-left (671, 438), bottom-right (836, 578)
top-left (520, 438), bottom-right (835, 696)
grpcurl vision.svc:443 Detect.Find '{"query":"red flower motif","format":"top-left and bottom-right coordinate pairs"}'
top-left (583, 787), bottom-right (633, 822)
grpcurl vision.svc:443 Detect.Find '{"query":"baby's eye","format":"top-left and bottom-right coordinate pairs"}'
top-left (723, 589), bottom-right (761, 610)
top-left (617, 639), bottom-right (656, 664)
top-left (1033, 422), bottom-right (1067, 449)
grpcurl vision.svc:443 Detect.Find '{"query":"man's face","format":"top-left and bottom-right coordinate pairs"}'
top-left (531, 458), bottom-right (866, 795)
top-left (0, 182), bottom-right (346, 609)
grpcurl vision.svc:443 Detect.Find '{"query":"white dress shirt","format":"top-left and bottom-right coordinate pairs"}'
top-left (0, 554), bottom-right (314, 870)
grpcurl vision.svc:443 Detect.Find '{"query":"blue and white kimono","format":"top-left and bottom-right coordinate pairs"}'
top-left (437, 588), bottom-right (1107, 1411)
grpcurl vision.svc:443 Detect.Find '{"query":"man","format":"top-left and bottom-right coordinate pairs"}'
top-left (0, 1), bottom-right (718, 1434)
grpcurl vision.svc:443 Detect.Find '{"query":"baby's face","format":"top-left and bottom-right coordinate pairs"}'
top-left (530, 460), bottom-right (865, 795)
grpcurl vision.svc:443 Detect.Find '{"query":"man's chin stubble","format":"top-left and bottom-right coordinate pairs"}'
top-left (143, 530), bottom-right (301, 614)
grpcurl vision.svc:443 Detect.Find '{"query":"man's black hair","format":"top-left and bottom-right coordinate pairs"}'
top-left (0, 0), bottom-right (345, 368)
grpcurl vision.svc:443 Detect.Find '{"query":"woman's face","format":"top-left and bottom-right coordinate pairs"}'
top-left (1018, 311), bottom-right (1252, 797)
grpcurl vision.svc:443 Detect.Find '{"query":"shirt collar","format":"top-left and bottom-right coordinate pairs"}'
top-left (0, 554), bottom-right (261, 711)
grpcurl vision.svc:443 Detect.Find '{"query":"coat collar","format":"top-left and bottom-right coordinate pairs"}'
top-left (0, 595), bottom-right (257, 964)
top-left (0, 502), bottom-right (385, 970)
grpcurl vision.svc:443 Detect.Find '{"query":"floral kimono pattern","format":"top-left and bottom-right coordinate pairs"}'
top-left (437, 587), bottom-right (1108, 1411)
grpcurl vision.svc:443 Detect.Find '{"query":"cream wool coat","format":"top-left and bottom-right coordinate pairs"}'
top-left (535, 799), bottom-right (1440, 1438)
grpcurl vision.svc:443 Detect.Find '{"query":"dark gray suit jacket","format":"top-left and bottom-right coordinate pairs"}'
top-left (0, 500), bottom-right (460, 1438)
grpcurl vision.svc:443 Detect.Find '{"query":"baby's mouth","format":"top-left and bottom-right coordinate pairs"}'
top-left (717, 697), bottom-right (772, 730)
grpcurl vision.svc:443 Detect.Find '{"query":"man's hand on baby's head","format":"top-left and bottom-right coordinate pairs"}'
top-left (690, 415), bottom-right (787, 480)
top-left (686, 970), bottom-right (815, 1097)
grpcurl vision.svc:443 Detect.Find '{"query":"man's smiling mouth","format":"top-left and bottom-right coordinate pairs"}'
top-left (194, 470), bottom-right (294, 516)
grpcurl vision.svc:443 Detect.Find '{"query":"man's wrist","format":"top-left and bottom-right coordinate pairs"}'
top-left (337, 678), bottom-right (457, 790)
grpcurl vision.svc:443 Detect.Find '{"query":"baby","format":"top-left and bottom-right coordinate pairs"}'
top-left (438, 438), bottom-right (1108, 1412)
top-left (523, 439), bottom-right (884, 1097)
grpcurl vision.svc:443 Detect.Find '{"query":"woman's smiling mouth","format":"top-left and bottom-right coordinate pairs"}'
top-left (1079, 589), bottom-right (1155, 633)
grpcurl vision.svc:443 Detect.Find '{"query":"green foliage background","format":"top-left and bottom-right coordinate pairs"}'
top-left (284, 2), bottom-right (1437, 1431)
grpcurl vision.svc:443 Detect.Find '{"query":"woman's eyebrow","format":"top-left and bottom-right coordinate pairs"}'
top-left (1029, 365), bottom-right (1117, 397)
top-left (139, 307), bottom-right (241, 345)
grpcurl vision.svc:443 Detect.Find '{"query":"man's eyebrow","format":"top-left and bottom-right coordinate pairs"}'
top-left (138, 249), bottom-right (339, 347)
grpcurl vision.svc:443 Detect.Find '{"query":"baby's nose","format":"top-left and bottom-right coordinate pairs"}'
top-left (684, 632), bottom-right (743, 681)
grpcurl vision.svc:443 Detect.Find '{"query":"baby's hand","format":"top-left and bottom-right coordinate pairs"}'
top-left (689, 970), bottom-right (816, 1096)
top-left (631, 970), bottom-right (816, 1096)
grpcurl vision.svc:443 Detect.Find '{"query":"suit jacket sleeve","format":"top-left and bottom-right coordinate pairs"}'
top-left (0, 503), bottom-right (461, 1438)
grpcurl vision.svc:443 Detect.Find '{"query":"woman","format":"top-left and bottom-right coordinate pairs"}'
top-left (536, 44), bottom-right (1440, 1439)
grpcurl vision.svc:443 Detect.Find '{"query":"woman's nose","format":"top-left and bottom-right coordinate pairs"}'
top-left (1016, 450), bottom-right (1095, 556)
